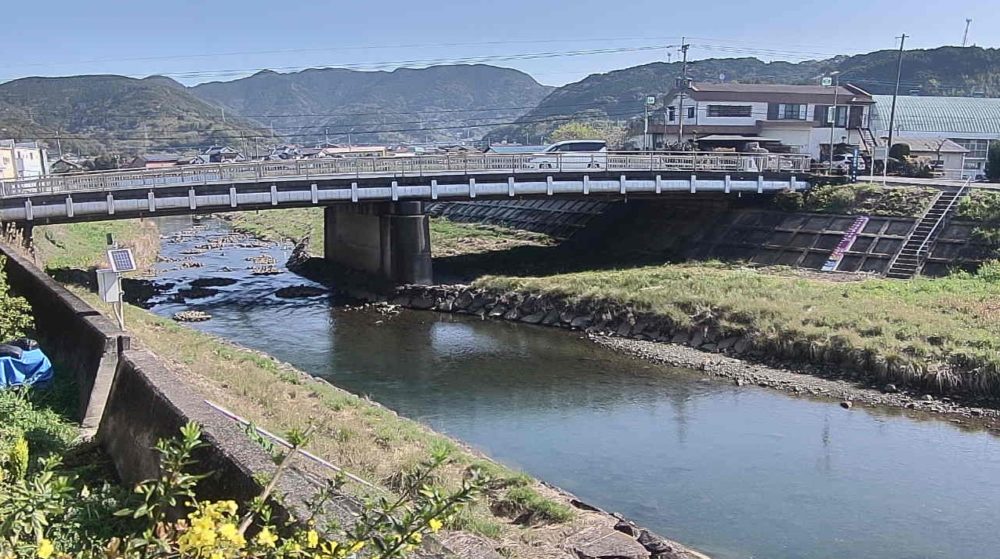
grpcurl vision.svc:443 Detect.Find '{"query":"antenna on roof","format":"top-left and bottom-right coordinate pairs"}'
top-left (962, 18), bottom-right (972, 47)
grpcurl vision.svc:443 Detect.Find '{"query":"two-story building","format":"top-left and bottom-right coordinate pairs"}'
top-left (0, 140), bottom-right (50, 180)
top-left (631, 82), bottom-right (876, 162)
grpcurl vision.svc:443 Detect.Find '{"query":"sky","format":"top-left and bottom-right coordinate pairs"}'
top-left (5, 0), bottom-right (998, 87)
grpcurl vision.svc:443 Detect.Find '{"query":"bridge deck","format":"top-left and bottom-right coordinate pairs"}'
top-left (0, 152), bottom-right (813, 224)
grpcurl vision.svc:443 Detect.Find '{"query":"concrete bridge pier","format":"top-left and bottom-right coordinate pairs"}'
top-left (323, 202), bottom-right (432, 285)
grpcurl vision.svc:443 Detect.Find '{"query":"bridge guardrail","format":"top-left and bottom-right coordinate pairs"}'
top-left (0, 152), bottom-right (811, 199)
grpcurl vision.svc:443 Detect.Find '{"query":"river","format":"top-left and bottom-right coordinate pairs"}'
top-left (147, 216), bottom-right (1000, 559)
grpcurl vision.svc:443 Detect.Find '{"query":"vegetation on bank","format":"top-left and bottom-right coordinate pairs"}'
top-left (70, 290), bottom-right (574, 555)
top-left (224, 208), bottom-right (553, 256)
top-left (773, 183), bottom-right (937, 217)
top-left (34, 221), bottom-right (160, 272)
top-left (0, 257), bottom-right (33, 341)
top-left (958, 190), bottom-right (1000, 254)
top-left (477, 261), bottom-right (1000, 396)
top-left (1, 394), bottom-right (483, 559)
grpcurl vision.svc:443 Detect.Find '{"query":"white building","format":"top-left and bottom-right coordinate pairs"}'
top-left (0, 140), bottom-right (49, 180)
top-left (632, 83), bottom-right (876, 162)
top-left (870, 95), bottom-right (1000, 180)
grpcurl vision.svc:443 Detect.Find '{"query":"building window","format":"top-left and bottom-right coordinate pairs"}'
top-left (686, 107), bottom-right (695, 119)
top-left (707, 105), bottom-right (752, 118)
top-left (775, 104), bottom-right (806, 120)
top-left (819, 106), bottom-right (849, 127)
top-left (668, 106), bottom-right (676, 122)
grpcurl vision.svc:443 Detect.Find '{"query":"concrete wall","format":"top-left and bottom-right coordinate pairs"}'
top-left (0, 243), bottom-right (123, 435)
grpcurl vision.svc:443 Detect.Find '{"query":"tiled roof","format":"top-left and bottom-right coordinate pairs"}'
top-left (690, 83), bottom-right (859, 97)
top-left (872, 95), bottom-right (1000, 137)
top-left (892, 136), bottom-right (968, 153)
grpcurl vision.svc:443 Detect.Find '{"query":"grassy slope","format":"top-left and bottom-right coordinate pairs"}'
top-left (70, 291), bottom-right (574, 551)
top-left (478, 262), bottom-right (1000, 394)
top-left (34, 220), bottom-right (160, 271)
top-left (223, 208), bottom-right (553, 256)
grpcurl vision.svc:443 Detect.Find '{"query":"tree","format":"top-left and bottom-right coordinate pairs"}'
top-left (888, 143), bottom-right (911, 161)
top-left (986, 141), bottom-right (1000, 183)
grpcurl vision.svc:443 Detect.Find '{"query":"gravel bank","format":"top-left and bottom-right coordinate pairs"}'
top-left (592, 334), bottom-right (1000, 432)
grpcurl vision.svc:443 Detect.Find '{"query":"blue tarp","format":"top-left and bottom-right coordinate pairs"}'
top-left (0, 348), bottom-right (53, 388)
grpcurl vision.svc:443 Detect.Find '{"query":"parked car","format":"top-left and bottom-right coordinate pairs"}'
top-left (527, 140), bottom-right (607, 170)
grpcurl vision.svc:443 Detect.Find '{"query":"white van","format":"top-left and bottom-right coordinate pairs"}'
top-left (528, 140), bottom-right (607, 170)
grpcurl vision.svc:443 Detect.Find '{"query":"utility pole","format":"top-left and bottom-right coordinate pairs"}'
top-left (826, 71), bottom-right (841, 174)
top-left (643, 100), bottom-right (649, 151)
top-left (676, 38), bottom-right (690, 146)
top-left (886, 34), bottom-right (907, 160)
top-left (962, 19), bottom-right (972, 47)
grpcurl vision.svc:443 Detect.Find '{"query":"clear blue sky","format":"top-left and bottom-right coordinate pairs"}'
top-left (5, 0), bottom-right (997, 86)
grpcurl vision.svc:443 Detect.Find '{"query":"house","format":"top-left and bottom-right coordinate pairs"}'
top-left (202, 145), bottom-right (245, 164)
top-left (267, 145), bottom-right (300, 160)
top-left (129, 153), bottom-right (182, 169)
top-left (50, 157), bottom-right (87, 174)
top-left (633, 82), bottom-right (876, 161)
top-left (870, 95), bottom-right (1000, 179)
top-left (0, 140), bottom-right (50, 180)
top-left (888, 137), bottom-right (968, 177)
top-left (298, 147), bottom-right (325, 159)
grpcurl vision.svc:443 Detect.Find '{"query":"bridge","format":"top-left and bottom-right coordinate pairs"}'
top-left (0, 152), bottom-right (813, 284)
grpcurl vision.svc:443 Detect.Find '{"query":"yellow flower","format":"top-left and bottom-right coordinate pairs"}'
top-left (409, 532), bottom-right (423, 544)
top-left (306, 530), bottom-right (320, 549)
top-left (218, 523), bottom-right (246, 546)
top-left (221, 500), bottom-right (239, 515)
top-left (256, 527), bottom-right (278, 548)
top-left (428, 518), bottom-right (443, 533)
top-left (36, 539), bottom-right (54, 559)
top-left (210, 553), bottom-right (224, 559)
top-left (349, 541), bottom-right (366, 553)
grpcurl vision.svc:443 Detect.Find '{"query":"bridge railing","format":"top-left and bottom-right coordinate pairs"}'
top-left (0, 152), bottom-right (810, 198)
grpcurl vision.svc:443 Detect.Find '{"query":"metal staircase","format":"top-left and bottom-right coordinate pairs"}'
top-left (884, 181), bottom-right (970, 279)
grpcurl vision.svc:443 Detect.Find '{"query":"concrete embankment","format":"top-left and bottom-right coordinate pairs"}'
top-left (388, 283), bottom-right (1000, 427)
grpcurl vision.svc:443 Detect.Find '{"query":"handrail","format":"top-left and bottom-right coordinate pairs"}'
top-left (916, 178), bottom-right (971, 256)
top-left (0, 151), bottom-right (812, 199)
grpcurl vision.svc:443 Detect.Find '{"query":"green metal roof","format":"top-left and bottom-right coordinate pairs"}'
top-left (872, 95), bottom-right (1000, 137)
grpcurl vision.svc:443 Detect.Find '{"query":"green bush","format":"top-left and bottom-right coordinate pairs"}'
top-left (0, 256), bottom-right (32, 341)
top-left (959, 191), bottom-right (1000, 252)
top-left (772, 190), bottom-right (805, 212)
top-left (976, 260), bottom-right (1000, 282)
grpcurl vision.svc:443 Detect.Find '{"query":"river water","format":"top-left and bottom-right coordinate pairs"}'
top-left (148, 217), bottom-right (1000, 559)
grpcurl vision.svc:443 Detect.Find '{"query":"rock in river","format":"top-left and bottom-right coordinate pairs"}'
top-left (274, 285), bottom-right (328, 299)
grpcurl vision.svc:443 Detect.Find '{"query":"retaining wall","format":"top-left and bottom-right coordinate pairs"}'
top-left (0, 244), bottom-right (123, 435)
top-left (0, 241), bottom-right (357, 538)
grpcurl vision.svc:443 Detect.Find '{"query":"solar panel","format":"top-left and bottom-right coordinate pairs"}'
top-left (107, 249), bottom-right (137, 273)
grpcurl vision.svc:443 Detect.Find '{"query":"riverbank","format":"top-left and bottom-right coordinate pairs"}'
top-left (386, 267), bottom-right (1000, 426)
top-left (31, 217), bottom-right (706, 559)
top-left (70, 286), bottom-right (706, 559)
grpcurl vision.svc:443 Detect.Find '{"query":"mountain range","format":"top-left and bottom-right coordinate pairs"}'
top-left (0, 46), bottom-right (998, 155)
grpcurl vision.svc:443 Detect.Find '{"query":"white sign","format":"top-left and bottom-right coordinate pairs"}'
top-left (821, 77), bottom-right (833, 87)
top-left (646, 96), bottom-right (656, 106)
